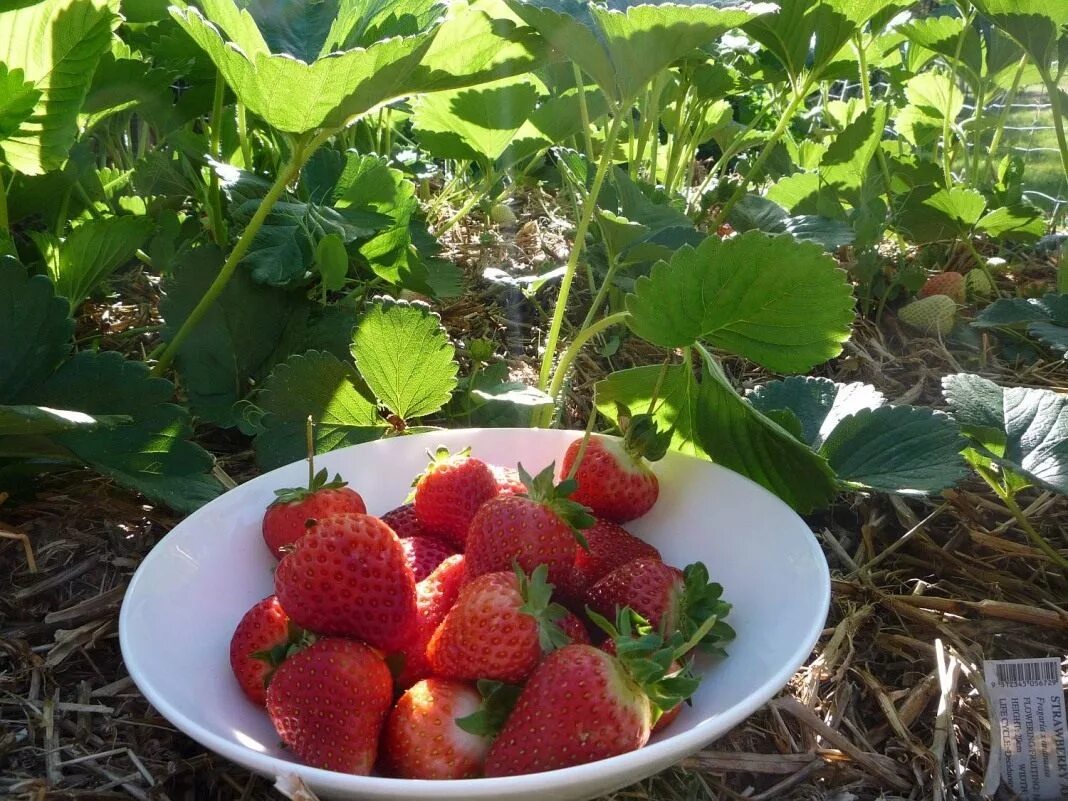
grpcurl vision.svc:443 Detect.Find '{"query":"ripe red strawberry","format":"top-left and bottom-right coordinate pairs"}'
top-left (598, 638), bottom-right (683, 734)
top-left (464, 463), bottom-right (594, 584)
top-left (262, 469), bottom-right (366, 559)
top-left (399, 536), bottom-right (456, 582)
top-left (382, 678), bottom-right (494, 779)
top-left (427, 566), bottom-right (570, 683)
top-left (274, 513), bottom-right (417, 650)
top-left (576, 520), bottom-right (661, 582)
top-left (490, 464), bottom-right (526, 496)
top-left (394, 554), bottom-right (466, 689)
top-left (587, 560), bottom-right (735, 653)
top-left (266, 638), bottom-right (392, 774)
top-left (229, 595), bottom-right (306, 706)
top-left (485, 609), bottom-right (716, 776)
top-left (560, 415), bottom-right (670, 523)
top-left (559, 611), bottom-right (591, 645)
top-left (483, 644), bottom-right (652, 776)
top-left (380, 503), bottom-right (430, 539)
top-left (918, 271), bottom-right (965, 304)
top-left (413, 447), bottom-right (498, 548)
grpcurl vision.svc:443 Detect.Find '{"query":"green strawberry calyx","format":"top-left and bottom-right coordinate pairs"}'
top-left (676, 562), bottom-right (736, 657)
top-left (586, 607), bottom-right (709, 724)
top-left (517, 462), bottom-right (595, 548)
top-left (621, 413), bottom-right (672, 464)
top-left (515, 563), bottom-right (572, 653)
top-left (455, 679), bottom-right (523, 737)
top-left (250, 621), bottom-right (316, 689)
top-left (270, 467), bottom-right (349, 505)
top-left (409, 445), bottom-right (473, 489)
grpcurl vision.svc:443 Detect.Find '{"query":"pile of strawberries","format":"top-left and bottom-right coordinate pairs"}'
top-left (229, 421), bottom-right (733, 780)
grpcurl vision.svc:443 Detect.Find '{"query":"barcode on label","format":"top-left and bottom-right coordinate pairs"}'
top-left (992, 660), bottom-right (1060, 688)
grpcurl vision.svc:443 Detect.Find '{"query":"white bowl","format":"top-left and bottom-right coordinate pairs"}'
top-left (119, 428), bottom-right (829, 801)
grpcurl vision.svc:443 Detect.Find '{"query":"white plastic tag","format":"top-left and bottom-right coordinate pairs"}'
top-left (983, 658), bottom-right (1067, 801)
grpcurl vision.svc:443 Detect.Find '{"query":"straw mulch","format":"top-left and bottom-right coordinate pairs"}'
top-left (1, 214), bottom-right (1066, 801)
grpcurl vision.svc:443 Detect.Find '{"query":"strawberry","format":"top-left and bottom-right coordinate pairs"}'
top-left (427, 565), bottom-right (571, 683)
top-left (490, 464), bottom-right (526, 496)
top-left (559, 611), bottom-right (591, 645)
top-left (485, 610), bottom-right (716, 776)
top-left (399, 536), bottom-right (456, 582)
top-left (274, 513), bottom-right (417, 650)
top-left (394, 554), bottom-right (466, 689)
top-left (560, 415), bottom-right (671, 523)
top-left (587, 560), bottom-right (735, 652)
top-left (898, 295), bottom-right (957, 335)
top-left (229, 595), bottom-right (307, 707)
top-left (382, 678), bottom-right (501, 779)
top-left (266, 638), bottom-right (392, 774)
top-left (464, 463), bottom-right (594, 584)
top-left (598, 638), bottom-right (683, 734)
top-left (262, 470), bottom-right (366, 559)
top-left (380, 503), bottom-right (431, 540)
top-left (965, 268), bottom-right (997, 300)
top-left (566, 518), bottom-right (661, 602)
top-left (413, 447), bottom-right (498, 548)
top-left (918, 271), bottom-right (965, 304)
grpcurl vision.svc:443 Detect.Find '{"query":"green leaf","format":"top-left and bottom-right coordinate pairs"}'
top-left (505, 0), bottom-right (773, 103)
top-left (0, 64), bottom-right (40, 141)
top-left (944, 373), bottom-right (1068, 494)
top-left (819, 406), bottom-right (968, 494)
top-left (33, 351), bottom-right (222, 513)
top-left (1, 258), bottom-right (73, 404)
top-left (744, 0), bottom-right (910, 82)
top-left (625, 231), bottom-right (855, 373)
top-left (820, 103), bottom-right (889, 191)
top-left (160, 244), bottom-right (328, 427)
top-left (974, 204), bottom-right (1045, 242)
top-left (893, 72), bottom-right (963, 149)
top-left (80, 54), bottom-right (186, 133)
top-left (970, 0), bottom-right (1068, 73)
top-left (254, 350), bottom-right (388, 470)
top-left (972, 294), bottom-right (1068, 356)
top-left (892, 186), bottom-right (987, 244)
top-left (595, 364), bottom-right (704, 457)
top-left (0, 404), bottom-right (129, 436)
top-left (315, 233), bottom-right (349, 291)
top-left (41, 215), bottom-right (154, 310)
top-left (747, 376), bottom-right (885, 448)
top-left (899, 16), bottom-right (983, 83)
top-left (412, 75), bottom-right (539, 164)
top-left (693, 349), bottom-right (837, 513)
top-left (351, 297), bottom-right (457, 421)
top-left (171, 0), bottom-right (437, 134)
top-left (0, 0), bottom-right (119, 174)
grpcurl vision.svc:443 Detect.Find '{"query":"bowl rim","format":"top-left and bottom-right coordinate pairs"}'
top-left (118, 427), bottom-right (830, 795)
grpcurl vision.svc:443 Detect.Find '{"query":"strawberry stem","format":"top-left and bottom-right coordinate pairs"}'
top-left (306, 415), bottom-right (315, 489)
top-left (565, 405), bottom-right (601, 481)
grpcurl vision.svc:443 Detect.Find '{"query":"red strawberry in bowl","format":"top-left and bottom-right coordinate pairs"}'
top-left (427, 565), bottom-right (572, 683)
top-left (394, 553), bottom-right (466, 689)
top-left (380, 503), bottom-right (431, 540)
top-left (490, 464), bottom-right (526, 496)
top-left (381, 678), bottom-right (513, 779)
top-left (262, 469), bottom-right (366, 559)
top-left (228, 595), bottom-right (308, 707)
top-left (561, 414), bottom-right (671, 523)
top-left (555, 518), bottom-right (662, 605)
top-left (413, 447), bottom-right (498, 549)
top-left (587, 560), bottom-right (735, 653)
top-left (398, 535), bottom-right (456, 582)
top-left (274, 513), bottom-right (418, 650)
top-left (266, 638), bottom-right (393, 775)
top-left (464, 463), bottom-right (594, 584)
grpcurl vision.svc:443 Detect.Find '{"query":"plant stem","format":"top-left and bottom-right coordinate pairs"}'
top-left (854, 33), bottom-right (894, 195)
top-left (208, 71), bottom-right (228, 246)
top-left (565, 403), bottom-right (602, 480)
top-left (574, 64), bottom-right (595, 162)
top-left (1040, 71), bottom-right (1068, 186)
top-left (237, 102), bottom-right (253, 168)
top-left (580, 251), bottom-right (620, 330)
top-left (546, 311), bottom-right (630, 407)
top-left (306, 415), bottom-right (315, 487)
top-left (982, 54), bottom-right (1027, 183)
top-left (969, 82), bottom-right (986, 186)
top-left (0, 169), bottom-right (10, 235)
top-left (941, 10), bottom-right (973, 187)
top-left (436, 169), bottom-right (495, 234)
top-left (534, 111), bottom-right (626, 426)
top-left (976, 464), bottom-right (1068, 573)
top-left (711, 78), bottom-right (811, 228)
top-left (151, 136), bottom-right (315, 377)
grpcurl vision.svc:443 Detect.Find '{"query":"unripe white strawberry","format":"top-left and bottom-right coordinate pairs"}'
top-left (965, 269), bottom-right (996, 300)
top-left (898, 295), bottom-right (956, 335)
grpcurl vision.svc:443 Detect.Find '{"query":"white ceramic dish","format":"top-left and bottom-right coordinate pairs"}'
top-left (119, 428), bottom-right (829, 801)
